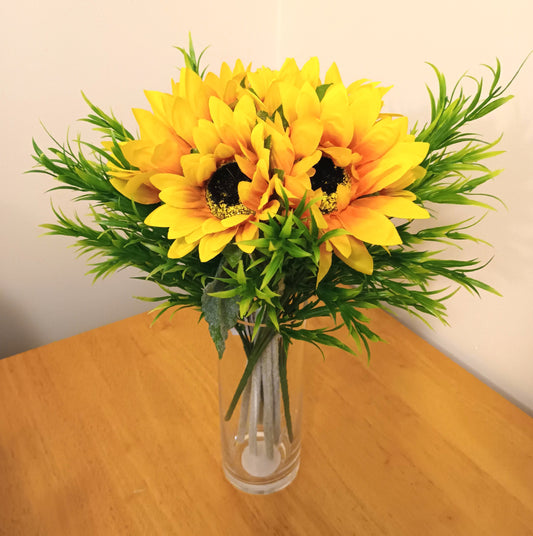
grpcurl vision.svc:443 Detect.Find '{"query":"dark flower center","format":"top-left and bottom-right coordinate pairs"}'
top-left (205, 162), bottom-right (253, 219)
top-left (311, 156), bottom-right (350, 213)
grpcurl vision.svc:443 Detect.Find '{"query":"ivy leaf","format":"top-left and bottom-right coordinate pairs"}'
top-left (222, 243), bottom-right (242, 268)
top-left (201, 279), bottom-right (240, 359)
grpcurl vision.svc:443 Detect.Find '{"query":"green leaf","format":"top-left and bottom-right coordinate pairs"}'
top-left (278, 341), bottom-right (293, 441)
top-left (280, 211), bottom-right (294, 238)
top-left (266, 306), bottom-right (280, 330)
top-left (236, 260), bottom-right (246, 285)
top-left (222, 243), bottom-right (242, 268)
top-left (316, 83), bottom-right (332, 101)
top-left (174, 33), bottom-right (210, 77)
top-left (261, 251), bottom-right (283, 290)
top-left (201, 279), bottom-right (240, 359)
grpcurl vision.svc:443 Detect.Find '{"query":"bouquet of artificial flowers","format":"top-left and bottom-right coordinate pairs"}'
top-left (32, 37), bottom-right (521, 492)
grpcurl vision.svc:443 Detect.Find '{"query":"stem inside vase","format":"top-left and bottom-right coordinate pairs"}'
top-left (218, 313), bottom-right (304, 493)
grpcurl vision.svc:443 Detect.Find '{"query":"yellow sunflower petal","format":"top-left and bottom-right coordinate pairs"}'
top-left (219, 62), bottom-right (232, 81)
top-left (218, 123), bottom-right (241, 153)
top-left (262, 199), bottom-right (280, 218)
top-left (300, 57), bottom-right (321, 87)
top-left (329, 232), bottom-right (352, 258)
top-left (339, 205), bottom-right (402, 245)
top-left (232, 58), bottom-right (246, 76)
top-left (214, 143), bottom-right (236, 160)
top-left (110, 173), bottom-right (160, 205)
top-left (278, 58), bottom-right (300, 82)
top-left (222, 80), bottom-right (242, 106)
top-left (251, 122), bottom-right (270, 164)
top-left (310, 204), bottom-right (328, 229)
top-left (333, 236), bottom-right (373, 275)
top-left (144, 204), bottom-right (182, 227)
top-left (181, 218), bottom-right (213, 243)
top-left (269, 128), bottom-right (295, 172)
top-left (160, 186), bottom-right (206, 209)
top-left (150, 173), bottom-right (183, 190)
top-left (290, 117), bottom-right (322, 159)
top-left (132, 108), bottom-right (169, 143)
top-left (234, 154), bottom-right (256, 180)
top-left (181, 153), bottom-right (217, 185)
top-left (256, 158), bottom-right (270, 183)
top-left (292, 150), bottom-right (321, 176)
top-left (278, 81), bottom-right (300, 123)
top-left (295, 82), bottom-right (321, 119)
top-left (221, 214), bottom-right (251, 228)
top-left (168, 236), bottom-right (198, 258)
top-left (320, 146), bottom-right (353, 167)
top-left (355, 116), bottom-right (407, 165)
top-left (246, 67), bottom-right (277, 104)
top-left (317, 241), bottom-right (333, 283)
top-left (336, 180), bottom-right (353, 212)
top-left (200, 217), bottom-right (225, 235)
top-left (348, 86), bottom-right (384, 148)
top-left (195, 155), bottom-right (218, 182)
top-left (382, 189), bottom-right (416, 201)
top-left (235, 222), bottom-right (259, 253)
top-left (281, 174), bottom-right (311, 201)
top-left (234, 100), bottom-right (257, 130)
top-left (144, 90), bottom-right (172, 120)
top-left (120, 140), bottom-right (154, 169)
top-left (357, 141), bottom-right (429, 195)
top-left (325, 63), bottom-right (343, 85)
top-left (152, 139), bottom-right (184, 171)
top-left (181, 68), bottom-right (212, 119)
top-left (320, 84), bottom-right (353, 147)
top-left (168, 213), bottom-right (209, 238)
top-left (209, 97), bottom-right (233, 129)
top-left (384, 165), bottom-right (426, 192)
top-left (239, 170), bottom-right (269, 211)
top-left (199, 229), bottom-right (237, 261)
top-left (193, 119), bottom-right (221, 154)
top-left (170, 97), bottom-right (197, 147)
top-left (233, 94), bottom-right (257, 133)
top-left (353, 196), bottom-right (429, 219)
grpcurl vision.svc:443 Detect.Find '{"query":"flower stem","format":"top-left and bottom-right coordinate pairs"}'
top-left (261, 335), bottom-right (276, 458)
top-left (249, 356), bottom-right (262, 455)
top-left (279, 342), bottom-right (293, 442)
top-left (224, 325), bottom-right (277, 421)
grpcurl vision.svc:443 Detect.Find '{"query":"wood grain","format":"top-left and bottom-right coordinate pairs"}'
top-left (0, 309), bottom-right (532, 535)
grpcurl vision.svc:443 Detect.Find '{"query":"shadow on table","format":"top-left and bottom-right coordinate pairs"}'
top-left (0, 295), bottom-right (41, 359)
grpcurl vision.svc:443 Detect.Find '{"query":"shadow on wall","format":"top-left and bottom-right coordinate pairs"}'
top-left (0, 295), bottom-right (42, 358)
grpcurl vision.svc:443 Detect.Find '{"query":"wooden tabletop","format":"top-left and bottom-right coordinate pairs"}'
top-left (1, 308), bottom-right (532, 535)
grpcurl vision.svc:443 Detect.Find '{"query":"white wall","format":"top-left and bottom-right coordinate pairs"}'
top-left (2, 0), bottom-right (532, 412)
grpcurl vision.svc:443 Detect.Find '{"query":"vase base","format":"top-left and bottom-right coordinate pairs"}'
top-left (241, 442), bottom-right (282, 477)
top-left (223, 460), bottom-right (300, 495)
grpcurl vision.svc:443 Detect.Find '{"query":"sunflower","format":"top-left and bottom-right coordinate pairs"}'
top-left (110, 62), bottom-right (249, 204)
top-left (243, 57), bottom-right (322, 118)
top-left (259, 62), bottom-right (430, 281)
top-left (144, 94), bottom-right (278, 261)
top-left (201, 59), bottom-right (249, 107)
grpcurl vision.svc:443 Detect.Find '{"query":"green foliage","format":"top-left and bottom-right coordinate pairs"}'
top-left (31, 100), bottom-right (219, 316)
top-left (316, 83), bottom-right (333, 101)
top-left (201, 267), bottom-right (240, 359)
top-left (174, 32), bottom-right (209, 78)
top-left (79, 92), bottom-right (135, 143)
top-left (411, 56), bottom-right (529, 208)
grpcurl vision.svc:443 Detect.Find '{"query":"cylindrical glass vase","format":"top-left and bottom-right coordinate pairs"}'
top-left (218, 324), bottom-right (304, 494)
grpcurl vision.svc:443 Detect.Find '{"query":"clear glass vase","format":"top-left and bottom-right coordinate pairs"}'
top-left (218, 322), bottom-right (304, 494)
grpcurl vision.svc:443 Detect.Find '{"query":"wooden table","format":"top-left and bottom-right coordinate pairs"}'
top-left (1, 309), bottom-right (532, 535)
